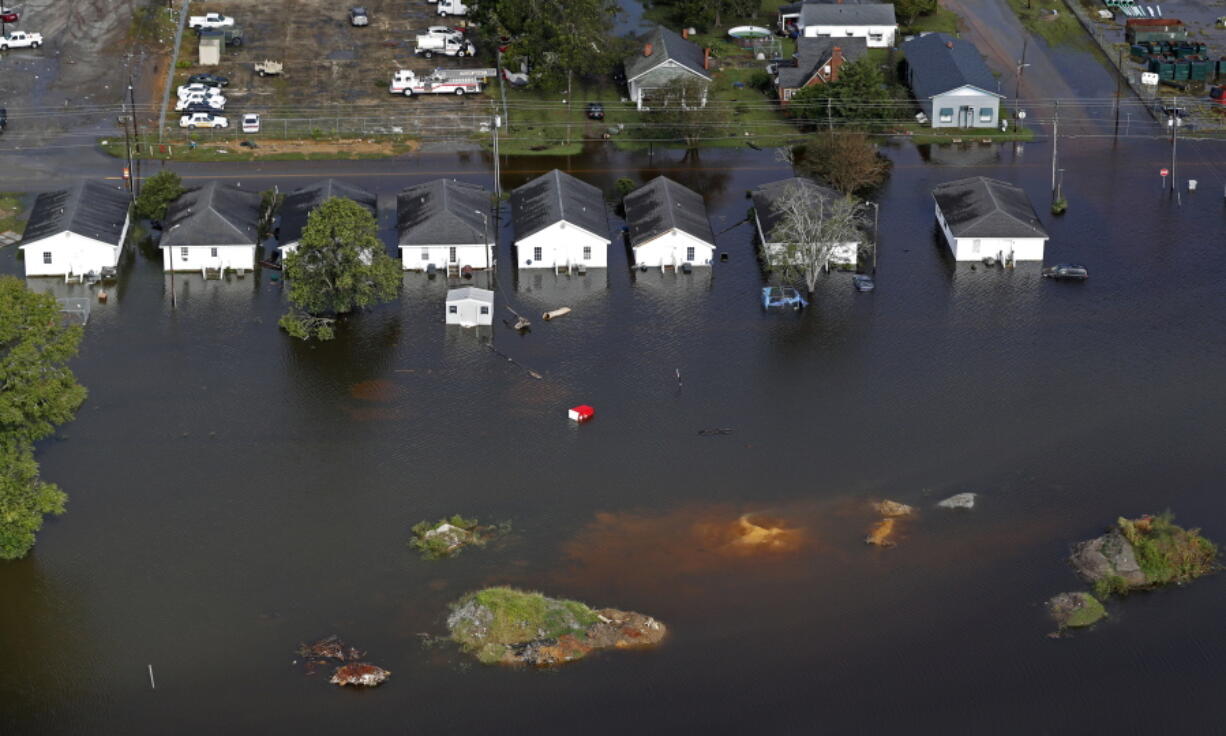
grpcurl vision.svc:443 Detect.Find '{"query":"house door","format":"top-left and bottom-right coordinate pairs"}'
top-left (449, 246), bottom-right (457, 264)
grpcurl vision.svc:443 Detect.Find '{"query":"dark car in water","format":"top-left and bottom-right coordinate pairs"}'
top-left (187, 73), bottom-right (230, 87)
top-left (1042, 263), bottom-right (1089, 281)
top-left (586, 102), bottom-right (604, 121)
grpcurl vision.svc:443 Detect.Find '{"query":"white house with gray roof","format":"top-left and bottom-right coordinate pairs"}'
top-left (19, 180), bottom-right (131, 277)
top-left (797, 3), bottom-right (897, 47)
top-left (278, 179), bottom-right (378, 257)
top-left (902, 33), bottom-right (1003, 128)
top-left (446, 286), bottom-right (494, 327)
top-left (159, 182), bottom-right (261, 272)
top-left (751, 177), bottom-right (860, 268)
top-left (932, 177), bottom-right (1048, 261)
top-left (397, 179), bottom-right (493, 271)
top-left (623, 176), bottom-right (716, 269)
top-left (510, 170), bottom-right (609, 270)
top-left (625, 26), bottom-right (712, 111)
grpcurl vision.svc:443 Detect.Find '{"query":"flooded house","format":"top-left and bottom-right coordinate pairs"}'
top-left (623, 176), bottom-right (716, 269)
top-left (932, 176), bottom-right (1048, 262)
top-left (751, 177), bottom-right (860, 268)
top-left (19, 180), bottom-right (131, 278)
top-left (159, 182), bottom-right (261, 273)
top-left (397, 179), bottom-right (493, 273)
top-left (445, 286), bottom-right (494, 327)
top-left (510, 169), bottom-right (609, 272)
top-left (278, 179), bottom-right (378, 257)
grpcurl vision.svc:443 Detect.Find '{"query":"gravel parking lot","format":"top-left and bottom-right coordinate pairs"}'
top-left (171, 0), bottom-right (498, 137)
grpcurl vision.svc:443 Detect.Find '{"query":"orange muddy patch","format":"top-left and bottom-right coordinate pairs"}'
top-left (865, 518), bottom-right (897, 547)
top-left (350, 379), bottom-right (402, 402)
top-left (716, 514), bottom-right (805, 554)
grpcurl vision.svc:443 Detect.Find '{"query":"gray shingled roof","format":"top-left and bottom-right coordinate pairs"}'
top-left (279, 179), bottom-right (377, 245)
top-left (447, 286), bottom-right (494, 304)
top-left (783, 0), bottom-right (878, 14)
top-left (511, 169), bottom-right (608, 242)
top-left (623, 176), bottom-right (715, 248)
top-left (397, 179), bottom-right (490, 246)
top-left (21, 180), bottom-right (130, 247)
top-left (932, 177), bottom-right (1048, 239)
top-left (776, 36), bottom-right (867, 90)
top-left (901, 33), bottom-right (1001, 99)
top-left (160, 181), bottom-right (262, 247)
top-left (800, 3), bottom-right (896, 26)
top-left (624, 25), bottom-right (711, 82)
top-left (751, 177), bottom-right (846, 241)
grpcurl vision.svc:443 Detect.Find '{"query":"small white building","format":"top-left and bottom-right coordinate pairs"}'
top-left (751, 177), bottom-right (860, 268)
top-left (19, 181), bottom-right (131, 277)
top-left (797, 3), bottom-right (897, 48)
top-left (198, 30), bottom-right (223, 65)
top-left (623, 176), bottom-right (716, 269)
top-left (446, 286), bottom-right (493, 327)
top-left (932, 177), bottom-right (1048, 262)
top-left (398, 179), bottom-right (493, 272)
top-left (278, 179), bottom-right (378, 258)
top-left (510, 169), bottom-right (609, 271)
top-left (159, 182), bottom-right (261, 273)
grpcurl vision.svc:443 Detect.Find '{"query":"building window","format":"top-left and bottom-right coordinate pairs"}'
top-left (938, 108), bottom-right (953, 123)
top-left (448, 305), bottom-right (458, 314)
top-left (421, 248), bottom-right (430, 260)
top-left (533, 246), bottom-right (542, 262)
top-left (979, 107), bottom-right (994, 123)
top-left (686, 246), bottom-right (695, 261)
top-left (210, 247), bottom-right (218, 258)
top-left (479, 306), bottom-right (489, 315)
top-left (869, 33), bottom-right (883, 42)
top-left (42, 251), bottom-right (52, 264)
top-left (180, 247), bottom-right (189, 261)
top-left (449, 246), bottom-right (457, 263)
top-left (583, 246), bottom-right (591, 261)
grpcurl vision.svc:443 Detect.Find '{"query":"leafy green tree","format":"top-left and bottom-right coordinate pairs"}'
top-left (472, 0), bottom-right (620, 91)
top-left (278, 198), bottom-right (401, 341)
top-left (133, 170), bottom-right (185, 221)
top-left (895, 0), bottom-right (938, 26)
top-left (790, 60), bottom-right (894, 124)
top-left (660, 0), bottom-right (761, 28)
top-left (0, 276), bottom-right (86, 560)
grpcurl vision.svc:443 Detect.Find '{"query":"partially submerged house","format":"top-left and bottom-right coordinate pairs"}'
top-left (932, 176), bottom-right (1048, 262)
top-left (397, 179), bottom-right (492, 272)
top-left (751, 177), bottom-right (860, 268)
top-left (445, 286), bottom-right (494, 327)
top-left (625, 25), bottom-right (712, 111)
top-left (622, 176), bottom-right (716, 269)
top-left (278, 179), bottom-right (378, 257)
top-left (159, 181), bottom-right (261, 273)
top-left (901, 33), bottom-right (1003, 128)
top-left (774, 37), bottom-right (867, 104)
top-left (510, 169), bottom-right (609, 271)
top-left (19, 180), bottom-right (131, 277)
top-left (785, 2), bottom-right (898, 47)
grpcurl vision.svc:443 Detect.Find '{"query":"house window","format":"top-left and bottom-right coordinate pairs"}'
top-left (533, 246), bottom-right (542, 261)
top-left (938, 108), bottom-right (954, 123)
top-left (421, 248), bottom-right (430, 260)
top-left (448, 305), bottom-right (458, 314)
top-left (449, 246), bottom-right (457, 263)
top-left (210, 247), bottom-right (218, 258)
top-left (42, 251), bottom-right (52, 264)
top-left (869, 33), bottom-right (883, 42)
top-left (979, 107), bottom-right (994, 123)
top-left (479, 306), bottom-right (489, 315)
top-left (583, 246), bottom-right (591, 260)
top-left (686, 246), bottom-right (695, 261)
top-left (180, 247), bottom-right (189, 261)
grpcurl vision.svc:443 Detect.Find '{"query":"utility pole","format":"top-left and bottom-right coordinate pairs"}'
top-left (492, 113), bottom-right (501, 199)
top-left (1050, 101), bottom-right (1059, 204)
top-left (121, 110), bottom-right (135, 199)
top-left (1014, 37), bottom-right (1028, 107)
top-left (129, 77), bottom-right (142, 198)
top-left (1113, 49), bottom-right (1122, 142)
top-left (826, 97), bottom-right (833, 137)
top-left (1169, 96), bottom-right (1179, 203)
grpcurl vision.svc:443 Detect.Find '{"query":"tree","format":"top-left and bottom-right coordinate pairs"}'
top-left (642, 78), bottom-right (728, 149)
top-left (278, 198), bottom-right (401, 341)
top-left (0, 276), bottom-right (86, 560)
top-left (895, 0), bottom-right (938, 26)
top-left (472, 0), bottom-right (620, 91)
top-left (797, 132), bottom-right (891, 196)
top-left (133, 170), bottom-right (184, 221)
top-left (763, 183), bottom-right (865, 293)
top-left (790, 59), bottom-right (894, 124)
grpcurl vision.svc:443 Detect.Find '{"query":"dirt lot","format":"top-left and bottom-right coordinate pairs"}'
top-left (169, 0), bottom-right (497, 139)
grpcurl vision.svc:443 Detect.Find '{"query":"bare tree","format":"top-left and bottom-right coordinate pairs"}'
top-left (642, 78), bottom-right (727, 149)
top-left (799, 132), bottom-right (891, 195)
top-left (763, 183), bottom-right (866, 293)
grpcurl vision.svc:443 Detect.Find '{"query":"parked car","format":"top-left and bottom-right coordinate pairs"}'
top-left (178, 83), bottom-right (222, 98)
top-left (349, 7), bottom-right (369, 26)
top-left (179, 112), bottom-right (228, 129)
top-left (585, 102), bottom-right (604, 121)
top-left (0, 9), bottom-right (19, 23)
top-left (187, 73), bottom-right (229, 88)
top-left (1211, 86), bottom-right (1226, 105)
top-left (0, 30), bottom-right (42, 49)
top-left (1042, 264), bottom-right (1089, 281)
top-left (188, 13), bottom-right (233, 31)
top-left (175, 93), bottom-right (225, 111)
top-left (241, 113), bottom-right (260, 133)
top-left (179, 102), bottom-right (222, 115)
top-left (424, 25), bottom-right (463, 38)
top-left (254, 60), bottom-right (283, 77)
top-left (0, 107), bottom-right (6, 134)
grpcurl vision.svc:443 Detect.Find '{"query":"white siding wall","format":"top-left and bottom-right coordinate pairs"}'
top-left (802, 25), bottom-right (896, 48)
top-left (929, 88), bottom-right (1000, 128)
top-left (516, 222), bottom-right (609, 269)
top-left (20, 229), bottom-right (126, 277)
top-left (161, 244), bottom-right (256, 272)
top-left (763, 240), bottom-right (859, 267)
top-left (445, 298), bottom-right (493, 326)
top-left (935, 202), bottom-right (1045, 261)
top-left (401, 243), bottom-right (491, 270)
top-left (633, 229), bottom-right (715, 268)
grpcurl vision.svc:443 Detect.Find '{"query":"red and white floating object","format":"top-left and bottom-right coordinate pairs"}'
top-left (568, 405), bottom-right (595, 422)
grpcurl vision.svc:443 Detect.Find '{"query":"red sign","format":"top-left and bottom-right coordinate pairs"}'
top-left (1160, 168), bottom-right (1169, 177)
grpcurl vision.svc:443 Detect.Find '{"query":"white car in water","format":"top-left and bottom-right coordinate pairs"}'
top-left (241, 113), bottom-right (260, 133)
top-left (179, 112), bottom-right (228, 129)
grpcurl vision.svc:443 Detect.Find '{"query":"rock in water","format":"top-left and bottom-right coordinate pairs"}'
top-left (1048, 592), bottom-right (1106, 629)
top-left (937, 493), bottom-right (976, 509)
top-left (330, 663), bottom-right (391, 687)
top-left (865, 518), bottom-right (897, 547)
top-left (1069, 529), bottom-right (1146, 587)
top-left (873, 500), bottom-right (914, 517)
top-left (423, 523), bottom-right (470, 553)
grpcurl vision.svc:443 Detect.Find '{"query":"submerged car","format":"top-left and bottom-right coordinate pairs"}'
top-left (1042, 263), bottom-right (1089, 281)
top-left (852, 274), bottom-right (875, 292)
top-left (762, 286), bottom-right (808, 310)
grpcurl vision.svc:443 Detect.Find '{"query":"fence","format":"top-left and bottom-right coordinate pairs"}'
top-left (160, 112), bottom-right (494, 142)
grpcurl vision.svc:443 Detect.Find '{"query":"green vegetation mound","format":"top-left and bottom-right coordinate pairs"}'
top-left (448, 587), bottom-right (598, 664)
top-left (1072, 513), bottom-right (1217, 596)
top-left (1048, 592), bottom-right (1106, 629)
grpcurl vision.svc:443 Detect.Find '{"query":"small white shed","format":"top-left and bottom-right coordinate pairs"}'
top-left (199, 31), bottom-right (223, 66)
top-left (446, 287), bottom-right (493, 327)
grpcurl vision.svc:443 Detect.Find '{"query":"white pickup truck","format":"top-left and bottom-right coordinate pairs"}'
top-left (436, 0), bottom-right (471, 17)
top-left (188, 13), bottom-right (234, 30)
top-left (0, 31), bottom-right (43, 50)
top-left (389, 70), bottom-right (482, 97)
top-left (415, 34), bottom-right (475, 58)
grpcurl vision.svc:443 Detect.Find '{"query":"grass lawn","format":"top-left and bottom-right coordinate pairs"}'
top-left (903, 7), bottom-right (962, 35)
top-left (0, 192), bottom-right (26, 236)
top-left (901, 123), bottom-right (1036, 143)
top-left (1003, 0), bottom-right (1089, 46)
top-left (101, 137), bottom-right (419, 162)
top-left (497, 81), bottom-right (630, 155)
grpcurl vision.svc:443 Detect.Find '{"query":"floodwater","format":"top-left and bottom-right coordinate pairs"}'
top-left (3, 129), bottom-right (1226, 732)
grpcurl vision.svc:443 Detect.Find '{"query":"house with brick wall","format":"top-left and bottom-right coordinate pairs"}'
top-left (774, 36), bottom-right (867, 104)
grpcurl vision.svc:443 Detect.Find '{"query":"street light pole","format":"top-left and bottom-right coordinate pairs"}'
top-left (868, 201), bottom-right (880, 274)
top-left (476, 209), bottom-right (492, 288)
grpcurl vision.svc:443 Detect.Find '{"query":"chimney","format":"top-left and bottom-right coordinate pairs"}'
top-left (703, 47), bottom-right (711, 69)
top-left (643, 42), bottom-right (653, 57)
top-left (833, 46), bottom-right (843, 63)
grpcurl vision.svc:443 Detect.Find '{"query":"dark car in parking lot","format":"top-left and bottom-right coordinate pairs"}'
top-left (0, 107), bottom-right (7, 133)
top-left (187, 73), bottom-right (230, 87)
top-left (586, 102), bottom-right (604, 121)
top-left (1042, 263), bottom-right (1089, 281)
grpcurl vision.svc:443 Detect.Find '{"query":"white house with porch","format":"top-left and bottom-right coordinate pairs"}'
top-left (932, 176), bottom-right (1048, 262)
top-left (624, 25), bottom-right (712, 111)
top-left (510, 169), bottom-right (609, 271)
top-left (159, 182), bottom-right (261, 273)
top-left (19, 180), bottom-right (131, 278)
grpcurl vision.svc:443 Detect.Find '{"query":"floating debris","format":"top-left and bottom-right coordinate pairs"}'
top-left (697, 427), bottom-right (734, 436)
top-left (865, 517), bottom-right (897, 547)
top-left (872, 500), bottom-right (914, 517)
top-left (542, 307), bottom-right (572, 320)
top-left (296, 635), bottom-right (364, 662)
top-left (330, 663), bottom-right (391, 687)
top-left (936, 493), bottom-right (977, 509)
